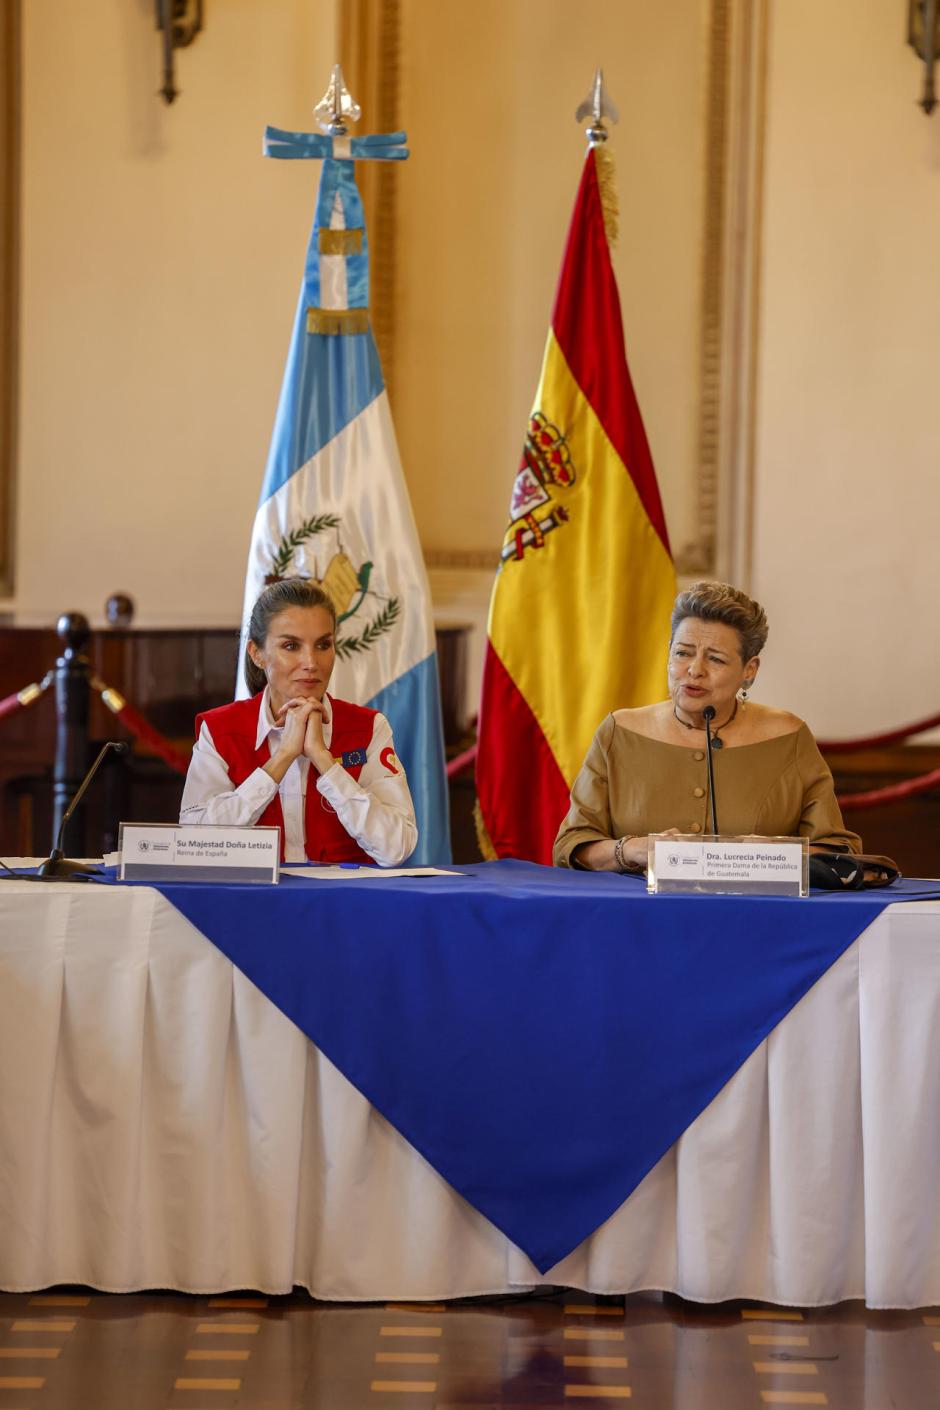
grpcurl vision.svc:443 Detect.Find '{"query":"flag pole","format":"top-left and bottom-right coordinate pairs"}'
top-left (313, 62), bottom-right (362, 136)
top-left (575, 65), bottom-right (619, 146)
top-left (240, 67), bottom-right (451, 863)
top-left (575, 67), bottom-right (620, 246)
top-left (475, 67), bottom-right (675, 864)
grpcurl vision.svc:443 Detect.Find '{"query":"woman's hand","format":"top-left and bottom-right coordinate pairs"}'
top-left (263, 698), bottom-right (319, 784)
top-left (619, 835), bottom-right (651, 871)
top-left (302, 701), bottom-right (336, 776)
top-left (573, 828), bottom-right (683, 874)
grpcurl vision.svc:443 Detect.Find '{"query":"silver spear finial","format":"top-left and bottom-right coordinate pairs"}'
top-left (313, 63), bottom-right (362, 136)
top-left (575, 67), bottom-right (619, 145)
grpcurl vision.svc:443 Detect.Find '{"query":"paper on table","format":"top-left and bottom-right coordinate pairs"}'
top-left (282, 866), bottom-right (460, 880)
top-left (106, 853), bottom-right (459, 880)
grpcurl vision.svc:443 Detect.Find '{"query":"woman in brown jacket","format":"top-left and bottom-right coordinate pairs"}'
top-left (553, 581), bottom-right (860, 874)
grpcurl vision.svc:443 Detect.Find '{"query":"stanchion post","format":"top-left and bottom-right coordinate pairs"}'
top-left (51, 612), bottom-right (92, 855)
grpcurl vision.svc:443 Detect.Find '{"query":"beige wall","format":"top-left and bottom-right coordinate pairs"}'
top-left (395, 0), bottom-right (706, 564)
top-left (11, 0), bottom-right (707, 640)
top-left (751, 0), bottom-right (940, 736)
top-left (10, 0), bottom-right (940, 739)
top-left (394, 0), bottom-right (709, 711)
top-left (14, 0), bottom-right (336, 626)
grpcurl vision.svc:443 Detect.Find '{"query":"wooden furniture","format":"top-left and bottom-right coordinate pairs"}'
top-left (825, 746), bottom-right (940, 879)
top-left (0, 622), bottom-right (239, 856)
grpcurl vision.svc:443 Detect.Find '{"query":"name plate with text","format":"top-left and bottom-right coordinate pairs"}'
top-left (119, 823), bottom-right (280, 884)
top-left (647, 835), bottom-right (808, 897)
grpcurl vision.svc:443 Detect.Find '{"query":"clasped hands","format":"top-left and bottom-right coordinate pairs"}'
top-left (266, 696), bottom-right (335, 781)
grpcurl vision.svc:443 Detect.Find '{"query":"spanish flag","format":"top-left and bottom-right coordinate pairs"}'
top-left (476, 144), bottom-right (676, 863)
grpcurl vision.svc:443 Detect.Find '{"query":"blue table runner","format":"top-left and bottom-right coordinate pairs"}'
top-left (118, 861), bottom-right (933, 1271)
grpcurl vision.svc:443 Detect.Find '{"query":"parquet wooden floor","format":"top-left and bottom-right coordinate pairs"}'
top-left (0, 1288), bottom-right (936, 1409)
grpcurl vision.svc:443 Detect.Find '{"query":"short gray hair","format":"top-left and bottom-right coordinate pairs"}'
top-left (670, 581), bottom-right (768, 662)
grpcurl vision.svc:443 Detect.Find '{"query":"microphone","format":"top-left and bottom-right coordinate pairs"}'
top-left (702, 706), bottom-right (720, 836)
top-left (34, 741), bottom-right (128, 881)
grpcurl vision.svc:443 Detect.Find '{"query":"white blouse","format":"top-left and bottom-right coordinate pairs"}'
top-left (179, 687), bottom-right (418, 866)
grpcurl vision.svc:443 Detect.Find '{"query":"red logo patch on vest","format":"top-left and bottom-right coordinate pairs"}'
top-left (380, 745), bottom-right (400, 775)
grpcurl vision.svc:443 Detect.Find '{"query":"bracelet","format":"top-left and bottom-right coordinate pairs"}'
top-left (614, 836), bottom-right (633, 873)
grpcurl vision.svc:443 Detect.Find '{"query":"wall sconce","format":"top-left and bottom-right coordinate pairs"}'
top-left (908, 0), bottom-right (940, 113)
top-left (155, 0), bottom-right (203, 105)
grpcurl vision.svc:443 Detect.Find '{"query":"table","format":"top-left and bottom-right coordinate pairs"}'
top-left (0, 869), bottom-right (938, 1306)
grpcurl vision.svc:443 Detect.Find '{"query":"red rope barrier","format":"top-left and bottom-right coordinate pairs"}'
top-left (446, 742), bottom-right (478, 780)
top-left (0, 673), bottom-right (53, 720)
top-left (94, 680), bottom-right (192, 776)
top-left (0, 692), bottom-right (24, 721)
top-left (448, 733), bottom-right (939, 813)
top-left (818, 709), bottom-right (940, 753)
top-left (837, 766), bottom-right (940, 811)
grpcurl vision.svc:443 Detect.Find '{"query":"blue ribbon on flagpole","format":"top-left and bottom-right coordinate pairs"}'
top-left (264, 126), bottom-right (409, 162)
top-left (263, 126), bottom-right (409, 313)
top-left (298, 161), bottom-right (366, 311)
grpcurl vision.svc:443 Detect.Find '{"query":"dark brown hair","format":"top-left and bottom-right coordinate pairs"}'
top-left (670, 581), bottom-right (768, 662)
top-left (243, 578), bottom-right (337, 695)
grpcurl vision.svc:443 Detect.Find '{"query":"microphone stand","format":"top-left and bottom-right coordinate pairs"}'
top-left (0, 741), bottom-right (127, 883)
top-left (702, 706), bottom-right (720, 836)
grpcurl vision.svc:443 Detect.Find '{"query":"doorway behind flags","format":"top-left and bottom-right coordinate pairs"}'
top-left (476, 116), bottom-right (676, 864)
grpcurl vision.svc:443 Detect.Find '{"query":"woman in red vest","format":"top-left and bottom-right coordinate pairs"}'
top-left (180, 578), bottom-right (417, 866)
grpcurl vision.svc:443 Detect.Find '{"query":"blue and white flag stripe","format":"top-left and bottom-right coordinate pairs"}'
top-left (259, 296), bottom-right (382, 504)
top-left (241, 145), bottom-right (450, 864)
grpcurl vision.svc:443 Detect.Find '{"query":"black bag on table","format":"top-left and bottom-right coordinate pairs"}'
top-left (808, 851), bottom-right (900, 890)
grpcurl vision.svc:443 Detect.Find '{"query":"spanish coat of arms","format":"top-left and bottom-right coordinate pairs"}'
top-left (502, 412), bottom-right (577, 562)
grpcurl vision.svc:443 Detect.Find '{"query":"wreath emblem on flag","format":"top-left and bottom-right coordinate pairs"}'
top-left (502, 412), bottom-right (577, 563)
top-left (265, 513), bottom-right (400, 660)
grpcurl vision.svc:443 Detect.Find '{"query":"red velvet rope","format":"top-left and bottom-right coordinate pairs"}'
top-left (446, 742), bottom-right (478, 780)
top-left (91, 679), bottom-right (192, 776)
top-left (0, 692), bottom-right (24, 721)
top-left (108, 699), bottom-right (191, 776)
top-left (453, 709), bottom-right (940, 768)
top-left (10, 669), bottom-right (937, 810)
top-left (446, 738), bottom-right (939, 813)
top-left (0, 674), bottom-right (53, 720)
top-left (818, 709), bottom-right (940, 753)
top-left (836, 767), bottom-right (940, 811)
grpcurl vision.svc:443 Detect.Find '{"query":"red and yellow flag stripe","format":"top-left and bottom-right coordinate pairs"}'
top-left (477, 148), bottom-right (676, 863)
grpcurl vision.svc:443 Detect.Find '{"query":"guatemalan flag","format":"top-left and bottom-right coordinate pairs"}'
top-left (239, 101), bottom-right (451, 865)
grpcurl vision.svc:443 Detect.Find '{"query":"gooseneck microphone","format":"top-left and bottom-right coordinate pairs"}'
top-left (35, 740), bottom-right (128, 879)
top-left (702, 706), bottom-right (720, 836)
top-left (0, 741), bottom-right (132, 884)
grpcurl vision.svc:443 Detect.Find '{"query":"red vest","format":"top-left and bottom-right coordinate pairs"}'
top-left (196, 693), bottom-right (378, 865)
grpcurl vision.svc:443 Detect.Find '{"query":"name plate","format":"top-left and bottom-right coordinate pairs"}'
top-left (119, 823), bottom-right (280, 884)
top-left (647, 835), bottom-right (808, 897)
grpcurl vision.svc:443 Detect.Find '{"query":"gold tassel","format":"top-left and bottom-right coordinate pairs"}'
top-left (307, 307), bottom-right (371, 336)
top-left (100, 686), bottom-right (126, 714)
top-left (318, 227), bottom-right (364, 256)
top-left (473, 799), bottom-right (499, 862)
top-left (593, 144), bottom-right (619, 250)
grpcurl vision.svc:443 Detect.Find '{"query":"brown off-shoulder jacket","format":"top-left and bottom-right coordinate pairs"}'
top-left (553, 716), bottom-right (861, 867)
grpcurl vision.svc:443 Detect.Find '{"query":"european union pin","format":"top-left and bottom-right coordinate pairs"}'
top-left (341, 748), bottom-right (367, 768)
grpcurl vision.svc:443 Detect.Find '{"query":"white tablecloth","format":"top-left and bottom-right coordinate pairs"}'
top-left (0, 883), bottom-right (938, 1306)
